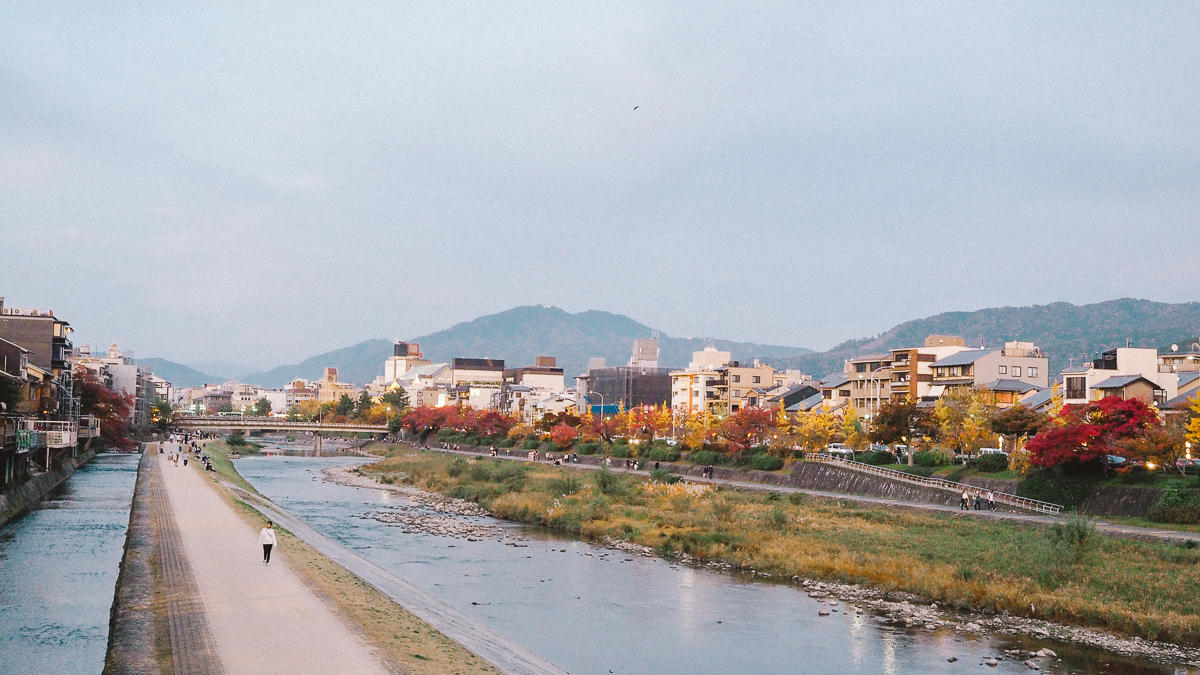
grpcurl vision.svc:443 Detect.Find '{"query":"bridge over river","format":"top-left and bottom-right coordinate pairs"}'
top-left (173, 416), bottom-right (388, 451)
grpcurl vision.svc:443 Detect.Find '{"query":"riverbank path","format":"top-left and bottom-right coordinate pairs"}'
top-left (426, 444), bottom-right (1200, 544)
top-left (156, 443), bottom-right (389, 675)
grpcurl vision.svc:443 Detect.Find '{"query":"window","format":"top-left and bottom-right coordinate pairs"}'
top-left (1028, 367), bottom-right (1037, 377)
top-left (855, 363), bottom-right (867, 373)
top-left (732, 389), bottom-right (741, 397)
top-left (1066, 376), bottom-right (1086, 399)
top-left (1011, 366), bottom-right (1021, 377)
top-left (752, 376), bottom-right (761, 383)
top-left (748, 397), bottom-right (758, 406)
top-left (839, 389), bottom-right (851, 397)
top-left (998, 365), bottom-right (1007, 374)
top-left (693, 390), bottom-right (700, 397)
top-left (732, 375), bottom-right (741, 383)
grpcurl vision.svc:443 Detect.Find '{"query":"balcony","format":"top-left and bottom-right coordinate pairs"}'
top-left (24, 420), bottom-right (78, 448)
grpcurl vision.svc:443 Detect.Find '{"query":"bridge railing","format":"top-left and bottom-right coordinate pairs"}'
top-left (803, 453), bottom-right (1063, 515)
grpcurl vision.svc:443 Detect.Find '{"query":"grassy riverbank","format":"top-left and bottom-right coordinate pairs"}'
top-left (359, 445), bottom-right (1200, 646)
top-left (199, 441), bottom-right (501, 675)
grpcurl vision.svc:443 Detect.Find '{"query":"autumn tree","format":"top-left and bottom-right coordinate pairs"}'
top-left (1026, 397), bottom-right (1158, 470)
top-left (550, 423), bottom-right (579, 448)
top-left (355, 390), bottom-right (374, 419)
top-left (989, 405), bottom-right (1048, 453)
top-left (715, 407), bottom-right (775, 452)
top-left (74, 366), bottom-right (135, 448)
top-left (869, 399), bottom-right (935, 445)
top-left (795, 410), bottom-right (837, 451)
top-left (933, 387), bottom-right (997, 454)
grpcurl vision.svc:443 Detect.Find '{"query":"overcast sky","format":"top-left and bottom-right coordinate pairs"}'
top-left (2, 2), bottom-right (1198, 369)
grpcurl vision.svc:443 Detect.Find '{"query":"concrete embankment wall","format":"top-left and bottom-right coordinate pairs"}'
top-left (423, 442), bottom-right (1180, 516)
top-left (0, 447), bottom-right (98, 526)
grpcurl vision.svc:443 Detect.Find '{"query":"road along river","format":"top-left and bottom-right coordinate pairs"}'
top-left (235, 453), bottom-right (1191, 675)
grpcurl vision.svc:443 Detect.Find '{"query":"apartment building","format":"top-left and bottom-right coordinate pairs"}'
top-left (498, 357), bottom-right (566, 421)
top-left (844, 354), bottom-right (892, 417)
top-left (315, 367), bottom-right (358, 403)
top-left (928, 341), bottom-right (1049, 398)
top-left (670, 347), bottom-right (731, 414)
top-left (1061, 347), bottom-right (1179, 407)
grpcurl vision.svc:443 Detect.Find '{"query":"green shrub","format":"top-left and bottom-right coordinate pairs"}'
top-left (914, 451), bottom-right (949, 467)
top-left (749, 454), bottom-right (785, 471)
top-left (649, 468), bottom-right (682, 484)
top-left (522, 438), bottom-right (540, 450)
top-left (762, 506), bottom-right (789, 531)
top-left (544, 441), bottom-right (559, 454)
top-left (859, 451), bottom-right (898, 466)
top-left (593, 466), bottom-right (627, 496)
top-left (610, 445), bottom-right (631, 459)
top-left (578, 442), bottom-right (600, 455)
top-left (901, 466), bottom-right (937, 477)
top-left (644, 447), bottom-right (681, 462)
top-left (1048, 517), bottom-right (1097, 563)
top-left (972, 454), bottom-right (1009, 473)
top-left (787, 492), bottom-right (807, 506)
top-left (498, 438), bottom-right (514, 448)
top-left (547, 474), bottom-right (583, 496)
top-left (447, 457), bottom-right (468, 477)
top-left (944, 467), bottom-right (969, 483)
top-left (1017, 469), bottom-right (1097, 511)
top-left (1148, 485), bottom-right (1200, 524)
top-left (689, 450), bottom-right (725, 466)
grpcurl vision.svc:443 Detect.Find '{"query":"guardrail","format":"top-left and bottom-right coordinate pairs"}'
top-left (174, 416), bottom-right (388, 433)
top-left (804, 453), bottom-right (1063, 515)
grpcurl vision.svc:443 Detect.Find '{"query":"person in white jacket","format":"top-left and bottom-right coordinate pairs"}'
top-left (260, 521), bottom-right (277, 564)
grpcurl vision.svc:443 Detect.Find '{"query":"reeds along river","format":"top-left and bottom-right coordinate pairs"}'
top-left (235, 452), bottom-right (1182, 675)
top-left (0, 451), bottom-right (139, 675)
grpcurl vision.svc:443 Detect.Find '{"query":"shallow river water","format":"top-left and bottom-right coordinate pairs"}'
top-left (0, 451), bottom-right (140, 675)
top-left (236, 453), bottom-right (1187, 675)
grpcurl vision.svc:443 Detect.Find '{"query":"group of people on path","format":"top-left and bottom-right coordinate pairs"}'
top-left (960, 488), bottom-right (997, 511)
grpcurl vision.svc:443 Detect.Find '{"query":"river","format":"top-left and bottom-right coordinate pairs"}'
top-left (236, 452), bottom-right (1183, 675)
top-left (0, 451), bottom-right (140, 675)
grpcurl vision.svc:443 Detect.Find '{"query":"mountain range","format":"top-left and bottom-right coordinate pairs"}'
top-left (143, 298), bottom-right (1200, 389)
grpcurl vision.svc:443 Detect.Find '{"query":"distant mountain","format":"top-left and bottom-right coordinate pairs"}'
top-left (216, 306), bottom-right (811, 389)
top-left (239, 339), bottom-right (394, 389)
top-left (408, 306), bottom-right (813, 378)
top-left (136, 358), bottom-right (223, 388)
top-left (773, 298), bottom-right (1200, 379)
top-left (184, 360), bottom-right (254, 380)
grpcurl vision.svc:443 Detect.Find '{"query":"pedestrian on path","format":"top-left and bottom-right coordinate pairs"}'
top-left (987, 491), bottom-right (996, 511)
top-left (183, 455), bottom-right (188, 467)
top-left (960, 489), bottom-right (969, 510)
top-left (261, 521), bottom-right (277, 564)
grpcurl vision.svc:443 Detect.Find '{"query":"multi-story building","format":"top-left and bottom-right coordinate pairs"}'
top-left (1060, 347), bottom-right (1179, 407)
top-left (449, 358), bottom-right (505, 409)
top-left (315, 367), bottom-right (358, 403)
top-left (887, 335), bottom-right (970, 403)
top-left (928, 341), bottom-right (1049, 398)
top-left (670, 347), bottom-right (732, 414)
top-left (844, 353), bottom-right (892, 417)
top-left (284, 379), bottom-right (317, 409)
top-left (498, 357), bottom-right (566, 421)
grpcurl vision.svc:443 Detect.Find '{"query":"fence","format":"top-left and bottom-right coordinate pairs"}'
top-left (804, 453), bottom-right (1063, 515)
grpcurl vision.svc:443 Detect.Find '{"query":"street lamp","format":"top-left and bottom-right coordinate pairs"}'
top-left (586, 391), bottom-right (606, 418)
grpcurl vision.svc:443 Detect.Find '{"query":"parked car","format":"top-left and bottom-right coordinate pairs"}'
top-left (1106, 455), bottom-right (1127, 466)
top-left (979, 447), bottom-right (1008, 456)
top-left (824, 443), bottom-right (854, 459)
top-left (1176, 458), bottom-right (1200, 474)
top-left (891, 444), bottom-right (911, 460)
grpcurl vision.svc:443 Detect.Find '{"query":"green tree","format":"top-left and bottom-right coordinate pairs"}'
top-left (217, 403), bottom-right (234, 413)
top-left (335, 394), bottom-right (355, 417)
top-left (253, 397), bottom-right (272, 416)
top-left (381, 388), bottom-right (410, 413)
top-left (990, 405), bottom-right (1048, 453)
top-left (355, 390), bottom-right (374, 418)
top-left (150, 398), bottom-right (174, 432)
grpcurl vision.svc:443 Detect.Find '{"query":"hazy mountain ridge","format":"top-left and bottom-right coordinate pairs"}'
top-left (147, 299), bottom-right (1200, 389)
top-left (776, 298), bottom-right (1200, 378)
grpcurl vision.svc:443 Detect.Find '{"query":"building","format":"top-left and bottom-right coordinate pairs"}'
top-left (669, 347), bottom-right (804, 415)
top-left (844, 354), bottom-right (892, 417)
top-left (582, 365), bottom-right (671, 412)
top-left (372, 342), bottom-right (431, 392)
top-left (450, 358), bottom-right (505, 409)
top-left (498, 357), bottom-right (566, 421)
top-left (72, 344), bottom-right (155, 428)
top-left (928, 341), bottom-right (1049, 397)
top-left (670, 347), bottom-right (732, 414)
top-left (887, 335), bottom-right (977, 403)
top-left (1060, 347), bottom-right (1179, 408)
top-left (284, 379), bottom-right (317, 409)
top-left (315, 367), bottom-right (358, 403)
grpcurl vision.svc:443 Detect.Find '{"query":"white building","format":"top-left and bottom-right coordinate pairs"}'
top-left (1060, 347), bottom-right (1178, 407)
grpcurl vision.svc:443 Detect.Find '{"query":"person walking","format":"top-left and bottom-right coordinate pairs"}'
top-left (973, 492), bottom-right (983, 510)
top-left (260, 521), bottom-right (277, 564)
top-left (183, 454), bottom-right (188, 467)
top-left (960, 489), bottom-right (969, 510)
top-left (987, 490), bottom-right (996, 511)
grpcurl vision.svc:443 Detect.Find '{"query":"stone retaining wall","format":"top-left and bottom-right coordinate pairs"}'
top-left (0, 446), bottom-right (98, 526)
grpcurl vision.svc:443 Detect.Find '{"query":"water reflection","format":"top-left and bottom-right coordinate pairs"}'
top-left (236, 453), bottom-right (1188, 675)
top-left (0, 452), bottom-right (139, 675)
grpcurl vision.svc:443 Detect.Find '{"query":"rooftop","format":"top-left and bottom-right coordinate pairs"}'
top-left (982, 379), bottom-right (1043, 394)
top-left (1093, 374), bottom-right (1163, 391)
top-left (930, 349), bottom-right (999, 368)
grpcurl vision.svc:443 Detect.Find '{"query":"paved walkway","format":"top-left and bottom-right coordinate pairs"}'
top-left (227, 484), bottom-right (569, 675)
top-left (429, 444), bottom-right (1200, 544)
top-left (156, 443), bottom-right (388, 675)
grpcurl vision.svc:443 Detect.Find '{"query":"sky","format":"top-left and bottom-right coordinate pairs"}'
top-left (2, 2), bottom-right (1198, 370)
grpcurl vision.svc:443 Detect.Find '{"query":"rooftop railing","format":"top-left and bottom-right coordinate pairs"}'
top-left (804, 453), bottom-right (1063, 515)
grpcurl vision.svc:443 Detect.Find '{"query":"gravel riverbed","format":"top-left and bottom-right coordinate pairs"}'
top-left (323, 463), bottom-right (1200, 669)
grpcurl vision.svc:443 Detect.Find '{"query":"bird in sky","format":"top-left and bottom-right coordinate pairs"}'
top-left (633, 106), bottom-right (638, 110)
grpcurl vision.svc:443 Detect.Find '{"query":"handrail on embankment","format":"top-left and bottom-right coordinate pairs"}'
top-left (804, 453), bottom-right (1064, 515)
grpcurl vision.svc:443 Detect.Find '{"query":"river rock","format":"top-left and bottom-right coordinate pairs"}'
top-left (818, 610), bottom-right (830, 616)
top-left (984, 658), bottom-right (998, 667)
